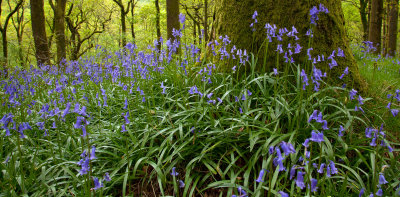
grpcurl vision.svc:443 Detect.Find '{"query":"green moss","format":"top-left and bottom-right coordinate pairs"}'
top-left (215, 0), bottom-right (366, 91)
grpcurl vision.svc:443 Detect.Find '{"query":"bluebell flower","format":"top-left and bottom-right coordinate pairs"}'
top-left (386, 102), bottom-right (391, 109)
top-left (310, 130), bottom-right (324, 143)
top-left (239, 108), bottom-right (243, 114)
top-left (310, 178), bottom-right (318, 192)
top-left (358, 95), bottom-right (364, 105)
top-left (280, 141), bottom-right (296, 155)
top-left (268, 146), bottom-right (274, 155)
top-left (278, 191), bottom-right (289, 197)
top-left (90, 145), bottom-right (97, 160)
top-left (370, 138), bottom-right (377, 146)
top-left (273, 68), bottom-right (278, 76)
top-left (237, 187), bottom-right (247, 197)
top-left (339, 125), bottom-right (344, 137)
top-left (124, 98), bottom-right (128, 109)
top-left (359, 188), bottom-right (365, 197)
top-left (318, 163), bottom-right (325, 174)
top-left (376, 188), bottom-right (383, 196)
top-left (350, 89), bottom-right (357, 100)
top-left (104, 172), bottom-right (111, 182)
top-left (171, 167), bottom-right (179, 176)
top-left (255, 169), bottom-right (265, 183)
top-left (302, 138), bottom-right (310, 147)
top-left (290, 166), bottom-right (296, 180)
top-left (79, 157), bottom-right (90, 175)
top-left (379, 173), bottom-right (388, 185)
top-left (391, 109), bottom-right (399, 117)
top-left (92, 177), bottom-right (104, 190)
top-left (365, 127), bottom-right (372, 138)
top-left (123, 111), bottom-right (130, 124)
top-left (295, 171), bottom-right (305, 189)
top-left (179, 180), bottom-right (185, 188)
top-left (329, 161), bottom-right (338, 174)
top-left (121, 124), bottom-right (126, 132)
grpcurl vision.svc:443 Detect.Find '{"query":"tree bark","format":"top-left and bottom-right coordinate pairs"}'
top-left (215, 0), bottom-right (365, 90)
top-left (112, 0), bottom-right (131, 47)
top-left (387, 0), bottom-right (398, 56)
top-left (155, 0), bottom-right (161, 50)
top-left (30, 0), bottom-right (51, 65)
top-left (368, 0), bottom-right (384, 54)
top-left (166, 0), bottom-right (180, 41)
top-left (360, 0), bottom-right (369, 41)
top-left (54, 0), bottom-right (67, 63)
top-left (130, 0), bottom-right (136, 43)
top-left (203, 0), bottom-right (208, 45)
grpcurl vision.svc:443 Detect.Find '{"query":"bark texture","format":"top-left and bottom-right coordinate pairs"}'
top-left (203, 0), bottom-right (208, 45)
top-left (368, 0), bottom-right (384, 54)
top-left (387, 0), bottom-right (398, 56)
top-left (155, 0), bottom-right (161, 50)
top-left (30, 0), bottom-right (50, 65)
top-left (215, 0), bottom-right (365, 90)
top-left (55, 0), bottom-right (67, 63)
top-left (166, 0), bottom-right (180, 41)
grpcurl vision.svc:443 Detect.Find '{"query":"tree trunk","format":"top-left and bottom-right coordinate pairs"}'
top-left (30, 0), bottom-right (50, 65)
top-left (131, 0), bottom-right (136, 43)
top-left (155, 0), bottom-right (161, 50)
top-left (121, 9), bottom-right (127, 47)
top-left (55, 0), bottom-right (67, 63)
top-left (387, 0), bottom-right (398, 57)
top-left (368, 0), bottom-right (384, 54)
top-left (203, 0), bottom-right (208, 45)
top-left (360, 0), bottom-right (369, 41)
top-left (215, 0), bottom-right (365, 90)
top-left (166, 0), bottom-right (180, 41)
top-left (2, 31), bottom-right (7, 61)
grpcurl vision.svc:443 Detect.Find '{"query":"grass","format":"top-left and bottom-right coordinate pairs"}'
top-left (0, 29), bottom-right (400, 197)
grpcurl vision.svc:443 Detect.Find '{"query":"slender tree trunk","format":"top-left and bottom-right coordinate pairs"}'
top-left (121, 10), bottom-right (127, 47)
top-left (216, 0), bottom-right (365, 90)
top-left (387, 0), bottom-right (399, 56)
top-left (30, 0), bottom-right (50, 65)
top-left (131, 0), bottom-right (136, 43)
top-left (155, 0), bottom-right (161, 50)
top-left (203, 0), bottom-right (208, 45)
top-left (368, 0), bottom-right (384, 54)
top-left (166, 0), bottom-right (180, 41)
top-left (360, 0), bottom-right (369, 41)
top-left (55, 0), bottom-right (67, 63)
top-left (2, 31), bottom-right (7, 61)
top-left (193, 18), bottom-right (197, 44)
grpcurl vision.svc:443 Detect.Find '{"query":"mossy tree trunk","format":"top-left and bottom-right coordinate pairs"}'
top-left (215, 0), bottom-right (365, 90)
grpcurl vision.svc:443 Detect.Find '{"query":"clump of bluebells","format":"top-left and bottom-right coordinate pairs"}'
top-left (0, 5), bottom-right (399, 197)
